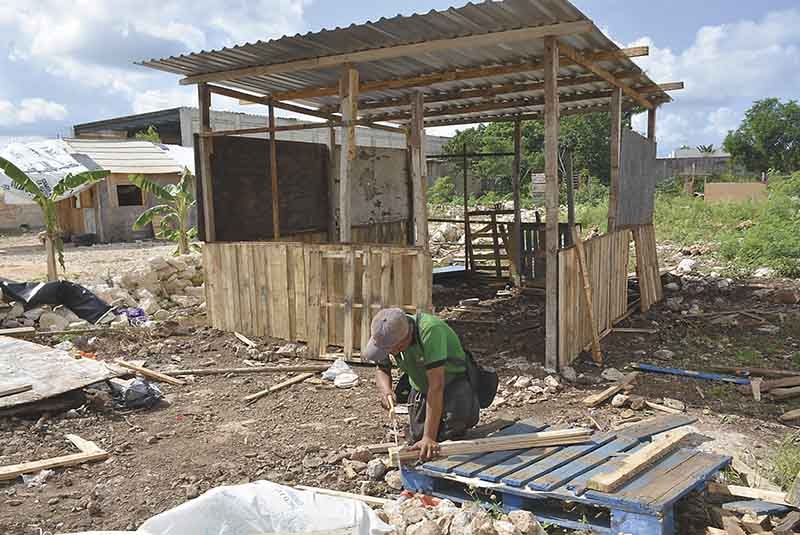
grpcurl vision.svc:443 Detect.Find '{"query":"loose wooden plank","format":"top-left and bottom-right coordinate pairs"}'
top-left (613, 327), bottom-right (658, 334)
top-left (707, 482), bottom-right (788, 506)
top-left (780, 408), bottom-right (800, 423)
top-left (0, 384), bottom-right (32, 398)
top-left (775, 510), bottom-right (800, 535)
top-left (617, 414), bottom-right (697, 441)
top-left (771, 385), bottom-right (800, 400)
top-left (294, 485), bottom-right (389, 507)
top-left (722, 499), bottom-right (790, 516)
top-left (343, 250), bottom-right (355, 359)
top-left (0, 434), bottom-right (109, 481)
top-left (389, 428), bottom-right (592, 466)
top-left (587, 428), bottom-right (692, 493)
top-left (243, 372), bottom-right (315, 403)
top-left (234, 332), bottom-right (258, 348)
top-left (114, 359), bottom-right (185, 386)
top-left (741, 375), bottom-right (800, 394)
top-left (582, 372), bottom-right (639, 407)
top-left (0, 327), bottom-right (36, 335)
top-left (645, 400), bottom-right (684, 414)
top-left (171, 365), bottom-right (329, 376)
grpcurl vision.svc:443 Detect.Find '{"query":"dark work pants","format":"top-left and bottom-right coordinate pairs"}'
top-left (407, 374), bottom-right (480, 443)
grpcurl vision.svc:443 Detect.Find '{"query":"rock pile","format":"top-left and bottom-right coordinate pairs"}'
top-left (90, 253), bottom-right (205, 321)
top-left (0, 301), bottom-right (126, 331)
top-left (379, 496), bottom-right (547, 535)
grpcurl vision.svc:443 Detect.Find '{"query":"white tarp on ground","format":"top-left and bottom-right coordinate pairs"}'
top-left (65, 481), bottom-right (393, 535)
top-left (0, 139), bottom-right (99, 205)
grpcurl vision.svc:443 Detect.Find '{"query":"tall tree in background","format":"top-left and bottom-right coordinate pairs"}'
top-left (134, 126), bottom-right (162, 143)
top-left (724, 98), bottom-right (800, 172)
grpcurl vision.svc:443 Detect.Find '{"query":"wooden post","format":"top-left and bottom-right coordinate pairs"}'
top-left (511, 117), bottom-right (522, 286)
top-left (197, 83), bottom-right (216, 242)
top-left (647, 107), bottom-right (656, 142)
top-left (339, 67), bottom-right (358, 243)
top-left (607, 87), bottom-right (622, 232)
top-left (544, 36), bottom-right (560, 371)
top-left (328, 124), bottom-right (337, 241)
top-left (565, 149), bottom-right (575, 246)
top-left (268, 101), bottom-right (280, 239)
top-left (45, 236), bottom-right (58, 281)
top-left (462, 143), bottom-right (472, 272)
top-left (571, 227), bottom-right (602, 364)
top-left (409, 91), bottom-right (429, 248)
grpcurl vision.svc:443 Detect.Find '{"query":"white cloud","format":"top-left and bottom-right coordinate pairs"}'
top-left (0, 98), bottom-right (67, 126)
top-left (132, 88), bottom-right (197, 114)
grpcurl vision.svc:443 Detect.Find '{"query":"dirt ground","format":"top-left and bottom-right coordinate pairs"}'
top-left (1, 234), bottom-right (798, 534)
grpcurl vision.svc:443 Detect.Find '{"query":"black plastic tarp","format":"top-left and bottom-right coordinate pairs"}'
top-left (1, 280), bottom-right (112, 324)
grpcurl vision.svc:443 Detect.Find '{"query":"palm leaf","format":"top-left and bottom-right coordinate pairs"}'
top-left (132, 204), bottom-right (174, 229)
top-left (0, 156), bottom-right (44, 198)
top-left (52, 170), bottom-right (109, 198)
top-left (129, 174), bottom-right (174, 201)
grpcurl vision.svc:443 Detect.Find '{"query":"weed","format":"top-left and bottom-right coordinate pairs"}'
top-left (773, 434), bottom-right (800, 490)
top-left (792, 352), bottom-right (800, 367)
top-left (732, 348), bottom-right (761, 365)
top-left (705, 383), bottom-right (735, 400)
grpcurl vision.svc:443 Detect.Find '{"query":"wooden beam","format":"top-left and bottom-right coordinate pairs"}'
top-left (170, 365), bottom-right (329, 375)
top-left (607, 87), bottom-right (622, 232)
top-left (582, 372), bottom-right (639, 407)
top-left (268, 101), bottom-right (281, 239)
top-left (647, 106), bottom-right (657, 142)
top-left (586, 428), bottom-right (691, 493)
top-left (180, 21), bottom-right (593, 85)
top-left (640, 81), bottom-right (685, 94)
top-left (0, 434), bottom-right (109, 481)
top-left (543, 36), bottom-right (560, 371)
top-left (558, 41), bottom-right (653, 110)
top-left (388, 427), bottom-right (592, 466)
top-left (707, 482), bottom-right (789, 506)
top-left (410, 91), bottom-right (428, 248)
top-left (208, 83), bottom-right (335, 121)
top-left (422, 101), bottom-right (614, 127)
top-left (197, 83), bottom-right (216, 242)
top-left (114, 359), bottom-right (186, 386)
top-left (338, 67), bottom-right (358, 242)
top-left (511, 117), bottom-right (522, 286)
top-left (243, 372), bottom-right (315, 403)
top-left (271, 46), bottom-right (649, 101)
top-left (204, 122), bottom-right (333, 136)
top-left (572, 227), bottom-right (602, 364)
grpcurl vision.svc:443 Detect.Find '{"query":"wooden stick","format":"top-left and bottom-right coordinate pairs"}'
top-left (0, 384), bottom-right (32, 398)
top-left (234, 332), bottom-right (258, 348)
top-left (586, 428), bottom-right (691, 492)
top-left (294, 485), bottom-right (390, 507)
top-left (645, 400), bottom-right (683, 414)
top-left (751, 377), bottom-right (763, 401)
top-left (388, 428), bottom-right (592, 466)
top-left (582, 372), bottom-right (639, 407)
top-left (114, 359), bottom-right (185, 386)
top-left (0, 327), bottom-right (36, 335)
top-left (171, 365), bottom-right (329, 376)
top-left (613, 327), bottom-right (658, 334)
top-left (706, 482), bottom-right (788, 506)
top-left (572, 227), bottom-right (602, 364)
top-left (0, 434), bottom-right (109, 481)
top-left (243, 372), bottom-right (315, 403)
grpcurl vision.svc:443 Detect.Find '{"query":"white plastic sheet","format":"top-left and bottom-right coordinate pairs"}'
top-left (64, 481), bottom-right (393, 535)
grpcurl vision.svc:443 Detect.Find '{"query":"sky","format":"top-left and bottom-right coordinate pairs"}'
top-left (1, 0), bottom-right (799, 156)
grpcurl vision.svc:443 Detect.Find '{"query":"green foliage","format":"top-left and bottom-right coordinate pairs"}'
top-left (724, 98), bottom-right (800, 172)
top-left (130, 168), bottom-right (197, 255)
top-left (0, 156), bottom-right (108, 276)
top-left (428, 175), bottom-right (456, 205)
top-left (134, 125), bottom-right (162, 143)
top-left (732, 348), bottom-right (760, 365)
top-left (475, 190), bottom-right (510, 206)
top-left (574, 175), bottom-right (609, 206)
top-left (773, 434), bottom-right (800, 490)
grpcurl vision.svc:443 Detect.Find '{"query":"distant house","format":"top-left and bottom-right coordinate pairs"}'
top-left (0, 139), bottom-right (187, 241)
top-left (655, 147), bottom-right (739, 181)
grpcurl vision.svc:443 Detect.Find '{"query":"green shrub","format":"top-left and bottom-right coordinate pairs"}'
top-left (429, 175), bottom-right (456, 205)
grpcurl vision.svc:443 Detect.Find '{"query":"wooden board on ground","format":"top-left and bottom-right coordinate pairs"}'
top-left (243, 372), bottom-right (315, 403)
top-left (583, 372), bottom-right (639, 407)
top-left (706, 482), bottom-right (788, 505)
top-left (587, 428), bottom-right (692, 493)
top-left (0, 336), bottom-right (122, 409)
top-left (0, 434), bottom-right (109, 481)
top-left (114, 359), bottom-right (185, 386)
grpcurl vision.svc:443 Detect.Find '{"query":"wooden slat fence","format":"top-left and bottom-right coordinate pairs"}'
top-left (204, 241), bottom-right (431, 362)
top-left (558, 229), bottom-right (631, 367)
top-left (632, 224), bottom-right (663, 312)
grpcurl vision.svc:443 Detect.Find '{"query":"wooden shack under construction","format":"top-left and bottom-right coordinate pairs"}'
top-left (140, 0), bottom-right (681, 369)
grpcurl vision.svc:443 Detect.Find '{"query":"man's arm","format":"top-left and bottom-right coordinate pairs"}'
top-left (414, 366), bottom-right (445, 461)
top-left (375, 366), bottom-right (394, 410)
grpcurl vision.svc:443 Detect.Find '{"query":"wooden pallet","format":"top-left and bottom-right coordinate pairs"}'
top-left (401, 415), bottom-right (730, 535)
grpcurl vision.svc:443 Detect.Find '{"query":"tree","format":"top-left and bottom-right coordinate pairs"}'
top-left (130, 168), bottom-right (196, 255)
top-left (0, 157), bottom-right (108, 280)
top-left (724, 98), bottom-right (800, 172)
top-left (134, 125), bottom-right (162, 143)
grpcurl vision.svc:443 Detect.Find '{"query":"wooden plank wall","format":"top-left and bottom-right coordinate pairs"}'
top-left (279, 220), bottom-right (407, 245)
top-left (558, 229), bottom-right (630, 367)
top-left (631, 224), bottom-right (663, 312)
top-left (204, 240), bottom-right (431, 361)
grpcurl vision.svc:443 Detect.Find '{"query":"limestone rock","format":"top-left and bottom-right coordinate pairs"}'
top-left (662, 398), bottom-right (685, 411)
top-left (560, 366), bottom-right (577, 383)
top-left (54, 307), bottom-right (81, 323)
top-left (23, 307), bottom-right (46, 321)
top-left (148, 256), bottom-right (170, 271)
top-left (38, 312), bottom-right (69, 332)
top-left (170, 295), bottom-right (201, 308)
top-left (601, 368), bottom-right (625, 382)
top-left (349, 446), bottom-right (372, 463)
top-left (384, 469), bottom-right (403, 490)
top-left (6, 302), bottom-right (23, 319)
top-left (400, 497), bottom-right (427, 524)
top-left (675, 258), bottom-right (696, 274)
top-left (664, 282), bottom-right (680, 292)
top-left (152, 309), bottom-right (170, 321)
top-left (513, 376), bottom-right (533, 389)
top-left (620, 409), bottom-right (636, 419)
top-left (753, 267), bottom-right (774, 278)
top-left (611, 393), bottom-right (629, 408)
top-left (507, 510), bottom-right (546, 535)
top-left (406, 519), bottom-right (441, 535)
top-left (366, 458), bottom-right (387, 481)
top-left (653, 349), bottom-right (675, 361)
top-left (543, 375), bottom-right (560, 389)
top-left (629, 395), bottom-right (646, 410)
top-left (493, 520), bottom-right (520, 535)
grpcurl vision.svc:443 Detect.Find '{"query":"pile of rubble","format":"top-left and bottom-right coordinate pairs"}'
top-left (380, 495), bottom-right (547, 535)
top-left (91, 254), bottom-right (205, 321)
top-left (0, 301), bottom-right (126, 331)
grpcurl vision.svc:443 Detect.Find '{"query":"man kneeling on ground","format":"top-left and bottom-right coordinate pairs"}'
top-left (364, 307), bottom-right (480, 461)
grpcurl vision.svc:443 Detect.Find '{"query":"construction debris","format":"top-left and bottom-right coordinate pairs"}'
top-left (582, 372), bottom-right (639, 407)
top-left (0, 434), bottom-right (109, 481)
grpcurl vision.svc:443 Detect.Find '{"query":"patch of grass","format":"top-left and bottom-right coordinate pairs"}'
top-left (705, 383), bottom-right (736, 401)
top-left (732, 348), bottom-right (761, 366)
top-left (773, 434), bottom-right (800, 490)
top-left (792, 352), bottom-right (800, 367)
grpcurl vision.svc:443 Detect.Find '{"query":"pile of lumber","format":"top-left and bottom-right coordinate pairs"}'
top-left (732, 374), bottom-right (800, 421)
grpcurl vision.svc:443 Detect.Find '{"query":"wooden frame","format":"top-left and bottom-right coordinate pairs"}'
top-left (543, 36), bottom-right (560, 370)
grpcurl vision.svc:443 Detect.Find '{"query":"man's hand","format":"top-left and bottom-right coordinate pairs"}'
top-left (380, 391), bottom-right (396, 411)
top-left (411, 436), bottom-right (440, 461)
top-left (375, 367), bottom-right (395, 411)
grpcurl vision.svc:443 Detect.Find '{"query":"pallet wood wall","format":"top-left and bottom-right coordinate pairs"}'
top-left (204, 240), bottom-right (431, 360)
top-left (632, 224), bottom-right (663, 312)
top-left (558, 229), bottom-right (630, 367)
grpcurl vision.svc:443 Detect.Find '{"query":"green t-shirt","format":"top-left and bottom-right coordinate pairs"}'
top-left (394, 313), bottom-right (466, 392)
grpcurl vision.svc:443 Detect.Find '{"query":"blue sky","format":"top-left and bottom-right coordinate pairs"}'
top-left (1, 0), bottom-right (798, 155)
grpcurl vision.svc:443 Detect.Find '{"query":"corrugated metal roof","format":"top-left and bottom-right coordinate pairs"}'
top-left (65, 139), bottom-right (183, 175)
top-left (139, 0), bottom-right (671, 125)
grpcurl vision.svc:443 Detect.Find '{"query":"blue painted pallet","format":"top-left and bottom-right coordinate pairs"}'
top-left (401, 415), bottom-right (731, 535)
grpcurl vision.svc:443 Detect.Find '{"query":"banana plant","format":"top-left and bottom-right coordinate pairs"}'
top-left (130, 167), bottom-right (196, 255)
top-left (0, 156), bottom-right (108, 281)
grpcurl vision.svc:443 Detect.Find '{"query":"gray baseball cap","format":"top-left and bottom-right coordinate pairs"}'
top-left (363, 307), bottom-right (411, 363)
